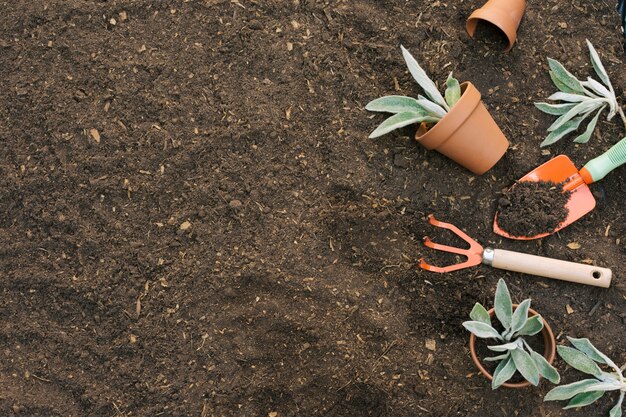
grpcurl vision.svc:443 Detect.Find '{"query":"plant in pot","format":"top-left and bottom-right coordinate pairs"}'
top-left (544, 337), bottom-right (624, 416)
top-left (366, 46), bottom-right (509, 175)
top-left (535, 40), bottom-right (626, 147)
top-left (463, 279), bottom-right (559, 389)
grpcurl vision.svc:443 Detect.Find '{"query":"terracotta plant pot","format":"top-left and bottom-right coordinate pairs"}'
top-left (415, 82), bottom-right (508, 175)
top-left (466, 0), bottom-right (526, 52)
top-left (469, 304), bottom-right (556, 389)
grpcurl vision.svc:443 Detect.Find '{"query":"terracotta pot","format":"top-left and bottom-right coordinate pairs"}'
top-left (415, 82), bottom-right (508, 175)
top-left (466, 0), bottom-right (526, 52)
top-left (469, 304), bottom-right (556, 389)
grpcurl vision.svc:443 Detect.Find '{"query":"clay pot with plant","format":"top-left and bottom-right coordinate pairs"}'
top-left (463, 279), bottom-right (558, 389)
top-left (366, 46), bottom-right (509, 175)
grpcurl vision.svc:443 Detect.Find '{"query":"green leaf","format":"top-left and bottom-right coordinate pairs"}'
top-left (586, 39), bottom-right (611, 88)
top-left (547, 100), bottom-right (601, 132)
top-left (547, 92), bottom-right (587, 102)
top-left (530, 350), bottom-right (560, 384)
top-left (572, 106), bottom-right (605, 144)
top-left (548, 58), bottom-right (585, 93)
top-left (511, 347), bottom-right (540, 386)
top-left (400, 45), bottom-right (449, 110)
top-left (492, 355), bottom-right (516, 389)
top-left (558, 346), bottom-right (603, 377)
top-left (494, 279), bottom-right (512, 330)
top-left (368, 112), bottom-right (438, 139)
top-left (563, 391), bottom-right (605, 409)
top-left (462, 321), bottom-right (502, 340)
top-left (534, 102), bottom-right (577, 116)
top-left (540, 114), bottom-right (587, 147)
top-left (469, 303), bottom-right (491, 326)
top-left (566, 337), bottom-right (614, 366)
top-left (609, 392), bottom-right (624, 417)
top-left (583, 77), bottom-right (611, 99)
top-left (545, 379), bottom-right (604, 401)
top-left (516, 315), bottom-right (544, 337)
top-left (510, 299), bottom-right (532, 334)
top-left (415, 99), bottom-right (447, 118)
top-left (444, 72), bottom-right (461, 108)
top-left (549, 71), bottom-right (577, 94)
top-left (365, 96), bottom-right (425, 114)
top-left (484, 354), bottom-right (510, 362)
top-left (488, 340), bottom-right (522, 352)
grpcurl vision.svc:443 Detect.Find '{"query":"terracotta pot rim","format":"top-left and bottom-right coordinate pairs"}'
top-left (468, 304), bottom-right (556, 389)
top-left (466, 0), bottom-right (527, 52)
top-left (414, 81), bottom-right (481, 150)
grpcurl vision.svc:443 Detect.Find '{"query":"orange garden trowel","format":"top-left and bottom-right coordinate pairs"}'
top-left (494, 136), bottom-right (626, 240)
top-left (419, 215), bottom-right (612, 288)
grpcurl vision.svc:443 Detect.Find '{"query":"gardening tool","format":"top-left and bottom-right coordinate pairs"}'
top-left (419, 215), bottom-right (612, 288)
top-left (494, 136), bottom-right (626, 240)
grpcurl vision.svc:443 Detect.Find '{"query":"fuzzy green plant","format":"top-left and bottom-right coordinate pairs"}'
top-left (535, 40), bottom-right (626, 147)
top-left (462, 279), bottom-right (560, 389)
top-left (544, 337), bottom-right (624, 416)
top-left (366, 45), bottom-right (461, 138)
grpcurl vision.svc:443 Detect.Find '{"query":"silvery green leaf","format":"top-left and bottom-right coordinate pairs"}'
top-left (418, 94), bottom-right (428, 101)
top-left (511, 347), bottom-right (540, 386)
top-left (540, 114), bottom-right (587, 147)
top-left (586, 39), bottom-right (611, 89)
top-left (515, 315), bottom-right (544, 336)
top-left (484, 354), bottom-right (510, 362)
top-left (563, 391), bottom-right (605, 409)
top-left (510, 299), bottom-right (532, 334)
top-left (530, 350), bottom-right (560, 384)
top-left (494, 279), bottom-right (512, 330)
top-left (369, 112), bottom-right (438, 139)
top-left (583, 78), bottom-right (612, 99)
top-left (488, 340), bottom-right (522, 352)
top-left (400, 45), bottom-right (449, 111)
top-left (609, 392), bottom-right (624, 417)
top-left (366, 96), bottom-right (425, 114)
top-left (548, 58), bottom-right (585, 93)
top-left (462, 321), bottom-right (502, 340)
top-left (545, 379), bottom-right (605, 401)
top-left (415, 99), bottom-right (447, 118)
top-left (547, 92), bottom-right (587, 102)
top-left (558, 345), bottom-right (603, 377)
top-left (566, 337), bottom-right (617, 368)
top-left (582, 78), bottom-right (616, 117)
top-left (469, 303), bottom-right (491, 326)
top-left (444, 72), bottom-right (461, 108)
top-left (547, 99), bottom-right (601, 132)
top-left (535, 102), bottom-right (577, 116)
top-left (492, 355), bottom-right (516, 389)
top-left (573, 106), bottom-right (605, 144)
top-left (550, 71), bottom-right (577, 94)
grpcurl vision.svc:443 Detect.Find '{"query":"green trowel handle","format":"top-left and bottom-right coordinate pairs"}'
top-left (580, 136), bottom-right (626, 184)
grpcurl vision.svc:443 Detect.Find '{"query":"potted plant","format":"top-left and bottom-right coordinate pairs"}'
top-left (366, 46), bottom-right (509, 175)
top-left (535, 40), bottom-right (626, 147)
top-left (544, 337), bottom-right (624, 416)
top-left (463, 279), bottom-right (559, 389)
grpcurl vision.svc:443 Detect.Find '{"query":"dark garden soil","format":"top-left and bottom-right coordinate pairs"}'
top-left (497, 180), bottom-right (571, 237)
top-left (0, 1), bottom-right (625, 416)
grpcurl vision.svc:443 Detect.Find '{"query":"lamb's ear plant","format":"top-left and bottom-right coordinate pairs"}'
top-left (535, 39), bottom-right (626, 147)
top-left (544, 337), bottom-right (625, 416)
top-left (365, 45), bottom-right (462, 139)
top-left (462, 279), bottom-right (560, 389)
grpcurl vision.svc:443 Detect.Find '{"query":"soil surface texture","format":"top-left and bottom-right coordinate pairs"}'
top-left (1, 1), bottom-right (625, 417)
top-left (497, 180), bottom-right (571, 237)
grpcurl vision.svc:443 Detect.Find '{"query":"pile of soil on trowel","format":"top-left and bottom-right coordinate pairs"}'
top-left (497, 180), bottom-right (571, 237)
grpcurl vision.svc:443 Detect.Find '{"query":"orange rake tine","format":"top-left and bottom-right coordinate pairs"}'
top-left (419, 215), bottom-right (484, 273)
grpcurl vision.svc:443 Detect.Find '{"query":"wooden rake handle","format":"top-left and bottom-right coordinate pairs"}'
top-left (484, 248), bottom-right (612, 288)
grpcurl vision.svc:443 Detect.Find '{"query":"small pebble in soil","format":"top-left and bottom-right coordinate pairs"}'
top-left (496, 180), bottom-right (571, 237)
top-left (229, 199), bottom-right (243, 209)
